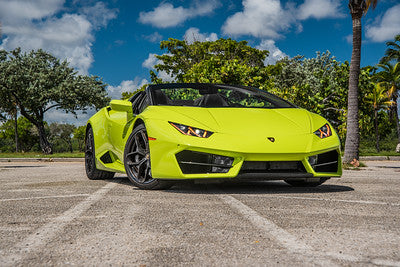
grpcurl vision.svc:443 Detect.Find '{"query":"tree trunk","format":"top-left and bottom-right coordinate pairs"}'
top-left (393, 94), bottom-right (400, 144)
top-left (37, 123), bottom-right (52, 154)
top-left (68, 140), bottom-right (73, 153)
top-left (14, 112), bottom-right (19, 153)
top-left (374, 109), bottom-right (380, 152)
top-left (344, 14), bottom-right (362, 163)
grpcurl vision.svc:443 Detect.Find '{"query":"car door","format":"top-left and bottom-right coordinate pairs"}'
top-left (107, 92), bottom-right (144, 159)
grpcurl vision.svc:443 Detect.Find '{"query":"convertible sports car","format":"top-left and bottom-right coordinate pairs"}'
top-left (85, 83), bottom-right (342, 189)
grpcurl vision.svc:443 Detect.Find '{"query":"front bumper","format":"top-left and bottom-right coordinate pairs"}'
top-left (147, 121), bottom-right (342, 180)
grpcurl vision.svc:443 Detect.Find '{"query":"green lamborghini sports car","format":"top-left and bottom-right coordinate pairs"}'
top-left (85, 83), bottom-right (342, 189)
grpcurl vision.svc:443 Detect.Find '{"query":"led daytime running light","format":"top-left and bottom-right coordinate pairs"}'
top-left (169, 122), bottom-right (213, 138)
top-left (314, 123), bottom-right (332, 139)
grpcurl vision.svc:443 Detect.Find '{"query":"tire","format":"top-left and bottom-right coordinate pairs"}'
top-left (284, 178), bottom-right (329, 187)
top-left (85, 127), bottom-right (115, 180)
top-left (124, 124), bottom-right (173, 190)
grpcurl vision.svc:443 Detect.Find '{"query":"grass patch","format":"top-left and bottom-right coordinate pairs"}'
top-left (0, 152), bottom-right (84, 158)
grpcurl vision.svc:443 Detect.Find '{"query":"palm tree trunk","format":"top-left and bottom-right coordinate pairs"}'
top-left (344, 14), bottom-right (362, 163)
top-left (393, 95), bottom-right (400, 144)
top-left (374, 109), bottom-right (380, 152)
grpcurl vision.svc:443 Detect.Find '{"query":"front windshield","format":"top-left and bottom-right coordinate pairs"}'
top-left (150, 84), bottom-right (295, 109)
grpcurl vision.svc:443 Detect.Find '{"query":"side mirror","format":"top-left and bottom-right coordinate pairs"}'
top-left (110, 100), bottom-right (132, 113)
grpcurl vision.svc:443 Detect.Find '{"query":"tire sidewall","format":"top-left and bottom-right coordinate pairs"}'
top-left (124, 124), bottom-right (162, 189)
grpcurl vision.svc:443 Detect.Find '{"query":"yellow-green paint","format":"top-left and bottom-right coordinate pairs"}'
top-left (87, 104), bottom-right (342, 179)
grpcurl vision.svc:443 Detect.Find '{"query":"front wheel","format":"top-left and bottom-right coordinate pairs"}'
top-left (124, 124), bottom-right (173, 190)
top-left (284, 178), bottom-right (329, 187)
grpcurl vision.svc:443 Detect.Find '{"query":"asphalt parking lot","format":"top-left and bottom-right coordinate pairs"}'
top-left (0, 161), bottom-right (399, 266)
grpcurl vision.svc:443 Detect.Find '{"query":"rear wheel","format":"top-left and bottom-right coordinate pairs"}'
top-left (124, 124), bottom-right (173, 190)
top-left (284, 178), bottom-right (329, 187)
top-left (85, 127), bottom-right (115, 180)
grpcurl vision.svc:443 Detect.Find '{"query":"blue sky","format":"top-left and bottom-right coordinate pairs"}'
top-left (1, 0), bottom-right (399, 125)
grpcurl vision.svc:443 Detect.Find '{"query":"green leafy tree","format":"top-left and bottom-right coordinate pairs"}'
top-left (49, 123), bottom-right (76, 153)
top-left (374, 62), bottom-right (400, 145)
top-left (73, 125), bottom-right (86, 152)
top-left (365, 82), bottom-right (394, 151)
top-left (0, 48), bottom-right (110, 154)
top-left (272, 52), bottom-right (349, 136)
top-left (0, 50), bottom-right (20, 152)
top-left (381, 34), bottom-right (400, 63)
top-left (345, 0), bottom-right (378, 163)
top-left (0, 116), bottom-right (38, 152)
top-left (152, 38), bottom-right (268, 83)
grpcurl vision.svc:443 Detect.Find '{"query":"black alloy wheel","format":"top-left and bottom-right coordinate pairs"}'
top-left (124, 124), bottom-right (173, 190)
top-left (85, 127), bottom-right (115, 180)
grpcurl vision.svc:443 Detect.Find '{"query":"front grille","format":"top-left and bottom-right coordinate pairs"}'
top-left (176, 150), bottom-right (234, 174)
top-left (239, 161), bottom-right (306, 174)
top-left (310, 150), bottom-right (339, 173)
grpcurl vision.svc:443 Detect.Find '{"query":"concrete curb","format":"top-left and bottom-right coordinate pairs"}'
top-left (360, 156), bottom-right (400, 161)
top-left (0, 158), bottom-right (85, 162)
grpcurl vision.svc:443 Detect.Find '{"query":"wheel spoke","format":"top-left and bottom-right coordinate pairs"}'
top-left (126, 148), bottom-right (145, 158)
top-left (140, 131), bottom-right (149, 151)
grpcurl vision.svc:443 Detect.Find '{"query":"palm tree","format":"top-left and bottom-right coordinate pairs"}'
top-left (374, 62), bottom-right (400, 146)
top-left (365, 83), bottom-right (394, 152)
top-left (381, 35), bottom-right (400, 63)
top-left (344, 0), bottom-right (378, 163)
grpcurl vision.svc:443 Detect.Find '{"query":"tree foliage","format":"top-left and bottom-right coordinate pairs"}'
top-left (0, 116), bottom-right (38, 152)
top-left (49, 123), bottom-right (76, 153)
top-left (381, 34), bottom-right (400, 63)
top-left (153, 38), bottom-right (268, 84)
top-left (0, 48), bottom-right (110, 154)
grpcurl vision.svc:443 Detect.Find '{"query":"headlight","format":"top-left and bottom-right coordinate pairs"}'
top-left (169, 122), bottom-right (213, 138)
top-left (314, 123), bottom-right (332, 139)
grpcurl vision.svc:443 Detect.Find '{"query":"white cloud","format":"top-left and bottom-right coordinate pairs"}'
top-left (222, 0), bottom-right (346, 38)
top-left (0, 1), bottom-right (117, 75)
top-left (366, 4), bottom-right (400, 42)
top-left (297, 0), bottom-right (343, 20)
top-left (222, 0), bottom-right (295, 38)
top-left (142, 53), bottom-right (162, 69)
top-left (0, 0), bottom-right (65, 24)
top-left (144, 32), bottom-right (163, 43)
top-left (256, 39), bottom-right (287, 65)
top-left (345, 34), bottom-right (353, 44)
top-left (81, 2), bottom-right (118, 29)
top-left (142, 53), bottom-right (174, 82)
top-left (44, 109), bottom-right (94, 126)
top-left (107, 78), bottom-right (149, 99)
top-left (184, 27), bottom-right (218, 44)
top-left (138, 1), bottom-right (219, 28)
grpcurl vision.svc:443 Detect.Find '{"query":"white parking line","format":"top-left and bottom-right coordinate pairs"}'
top-left (0, 182), bottom-right (118, 266)
top-left (218, 195), bottom-right (339, 266)
top-left (219, 195), bottom-right (400, 266)
top-left (0, 194), bottom-right (90, 202)
top-left (258, 195), bottom-right (400, 206)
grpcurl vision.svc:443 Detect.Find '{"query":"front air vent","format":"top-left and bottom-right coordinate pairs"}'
top-left (239, 161), bottom-right (306, 174)
top-left (309, 150), bottom-right (339, 173)
top-left (100, 151), bottom-right (113, 164)
top-left (175, 150), bottom-right (234, 174)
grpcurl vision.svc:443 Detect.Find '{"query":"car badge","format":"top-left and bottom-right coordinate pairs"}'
top-left (267, 137), bottom-right (275, 142)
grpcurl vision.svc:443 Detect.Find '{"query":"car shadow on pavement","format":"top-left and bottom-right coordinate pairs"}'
top-left (166, 180), bottom-right (354, 195)
top-left (107, 177), bottom-right (354, 194)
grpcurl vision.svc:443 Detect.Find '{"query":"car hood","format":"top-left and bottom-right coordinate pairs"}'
top-left (145, 106), bottom-right (312, 136)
